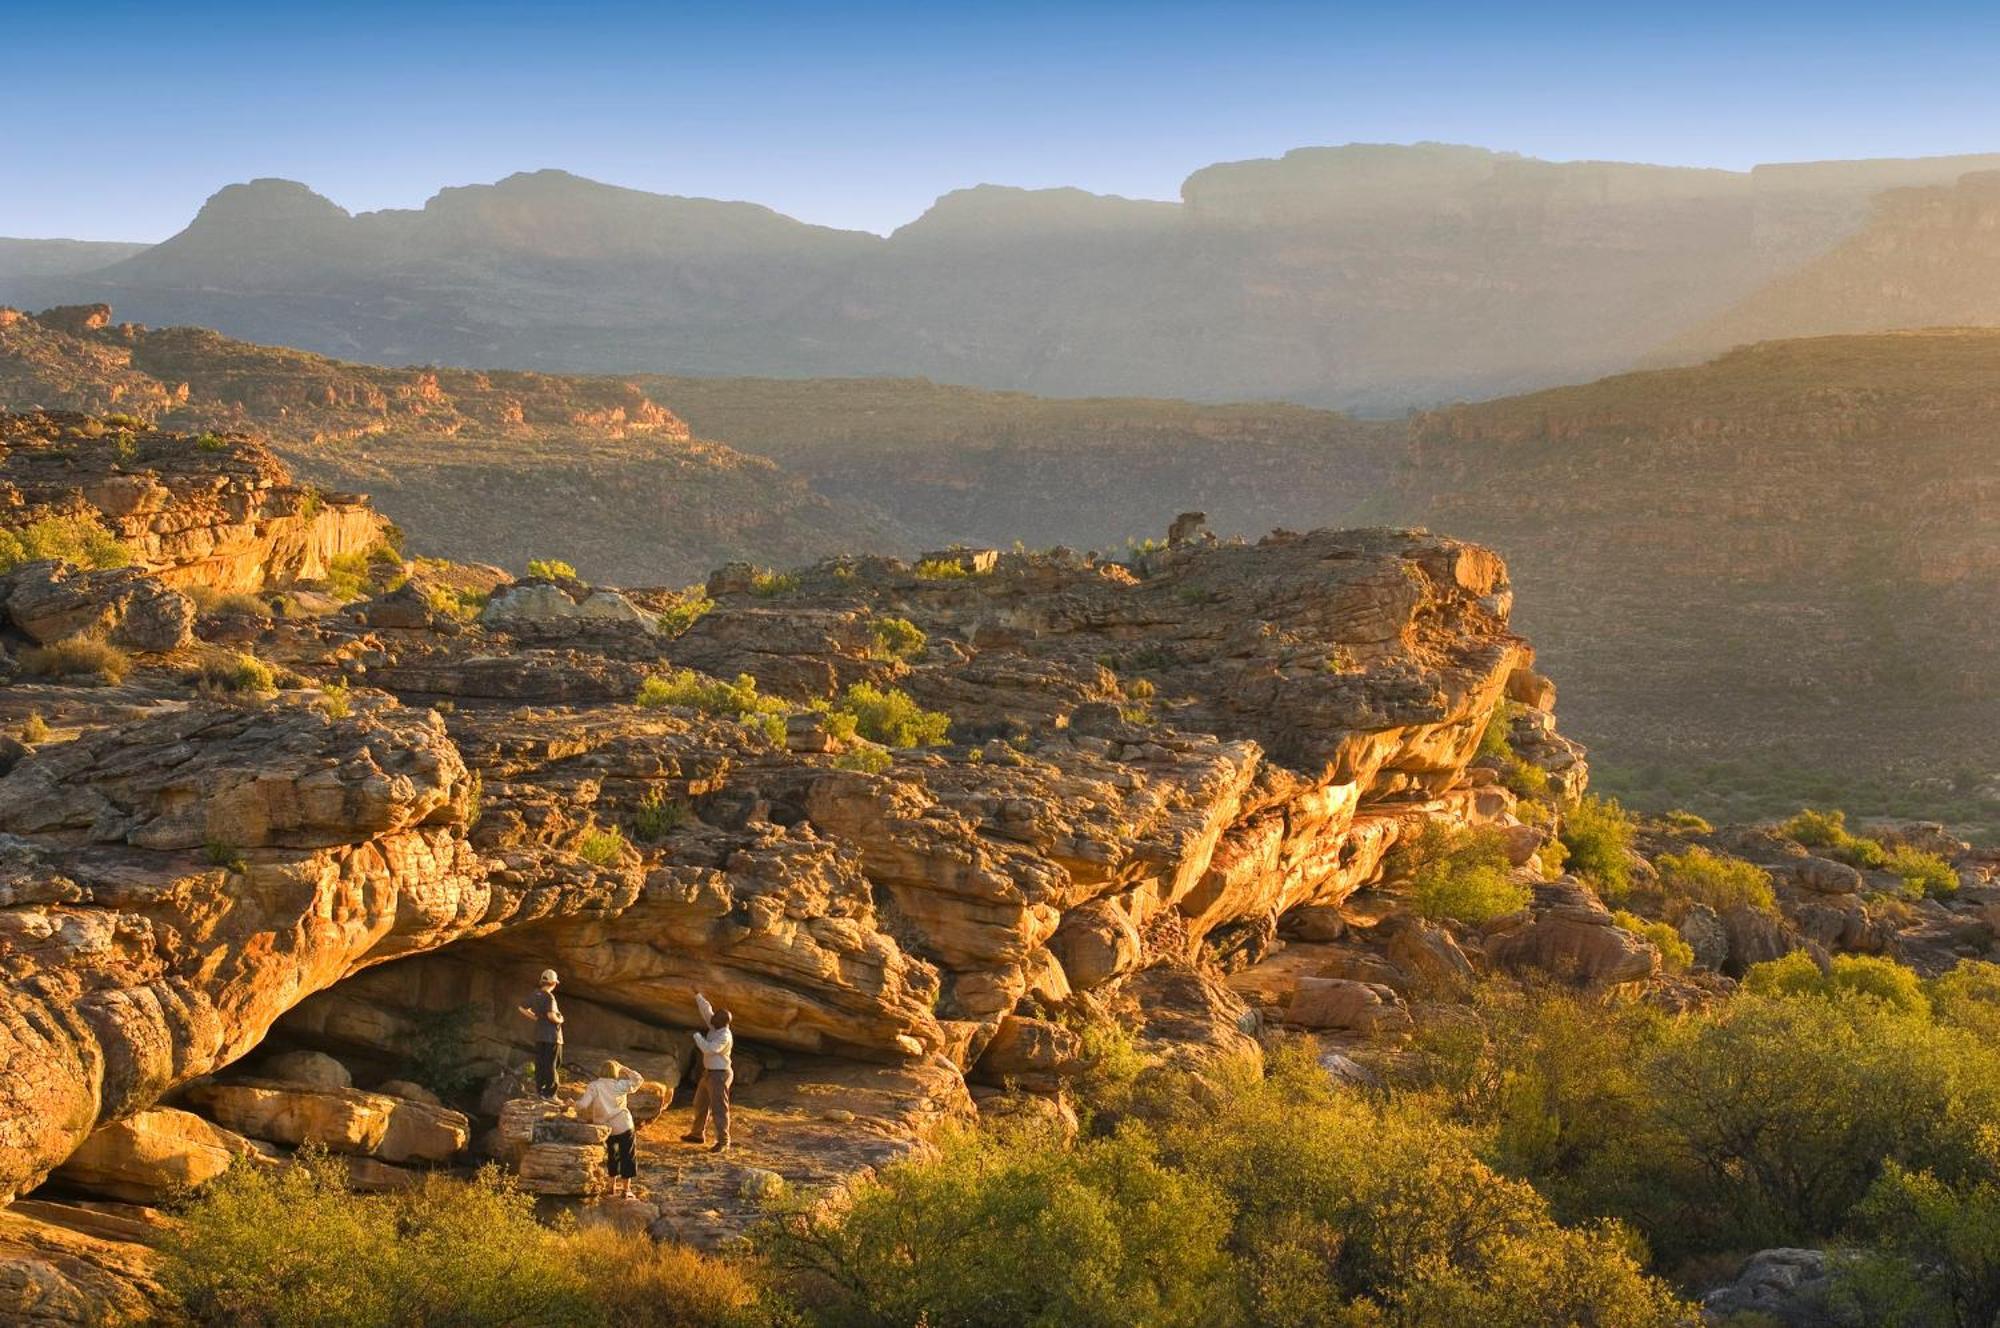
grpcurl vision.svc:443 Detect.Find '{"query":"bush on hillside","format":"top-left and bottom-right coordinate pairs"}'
top-left (1655, 846), bottom-right (1776, 914)
top-left (1612, 910), bottom-right (1693, 974)
top-left (0, 514), bottom-right (133, 573)
top-left (20, 636), bottom-right (131, 685)
top-left (158, 1152), bottom-right (763, 1327)
top-left (840, 682), bottom-right (949, 748)
top-left (1779, 808), bottom-right (1888, 869)
top-left (1884, 845), bottom-right (1959, 900)
top-left (1395, 822), bottom-right (1531, 925)
top-left (1742, 951), bottom-right (1931, 1017)
top-left (1559, 795), bottom-right (1636, 901)
top-left (526, 558), bottom-right (578, 581)
top-left (867, 616), bottom-right (927, 662)
top-left (636, 670), bottom-right (790, 746)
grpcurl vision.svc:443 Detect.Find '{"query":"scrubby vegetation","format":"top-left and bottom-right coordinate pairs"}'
top-left (20, 636), bottom-right (131, 684)
top-left (913, 557), bottom-right (974, 580)
top-left (839, 682), bottom-right (950, 748)
top-left (198, 651), bottom-right (277, 695)
top-left (1611, 910), bottom-right (1693, 973)
top-left (634, 790), bottom-right (690, 841)
top-left (526, 558), bottom-right (578, 581)
top-left (833, 745), bottom-right (894, 774)
top-left (1393, 822), bottom-right (1532, 925)
top-left (158, 1151), bottom-right (768, 1327)
top-left (636, 669), bottom-right (790, 743)
top-left (576, 824), bottom-right (628, 866)
top-left (1558, 794), bottom-right (1636, 901)
top-left (1781, 807), bottom-right (1889, 868)
top-left (866, 615), bottom-right (926, 662)
top-left (1655, 845), bottom-right (1776, 914)
top-left (0, 513), bottom-right (133, 572)
top-left (749, 568), bottom-right (800, 597)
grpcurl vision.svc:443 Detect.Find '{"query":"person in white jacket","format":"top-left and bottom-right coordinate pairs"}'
top-left (682, 993), bottom-right (734, 1153)
top-left (576, 1059), bottom-right (646, 1199)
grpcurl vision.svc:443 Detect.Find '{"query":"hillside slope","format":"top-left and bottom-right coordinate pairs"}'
top-left (644, 374), bottom-right (1401, 551)
top-left (1409, 330), bottom-right (2000, 824)
top-left (1663, 171), bottom-right (2000, 361)
top-left (26, 146), bottom-right (2000, 410)
top-left (0, 305), bottom-right (905, 583)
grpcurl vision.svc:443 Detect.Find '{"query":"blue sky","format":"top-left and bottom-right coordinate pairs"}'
top-left (7, 0), bottom-right (2000, 240)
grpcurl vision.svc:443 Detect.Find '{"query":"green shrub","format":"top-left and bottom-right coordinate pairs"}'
top-left (203, 840), bottom-right (246, 872)
top-left (398, 1002), bottom-right (485, 1105)
top-left (1657, 809), bottom-right (1714, 834)
top-left (318, 679), bottom-right (352, 719)
top-left (325, 548), bottom-right (404, 602)
top-left (1476, 700), bottom-right (1517, 759)
top-left (763, 1124), bottom-right (1240, 1328)
top-left (1841, 1151), bottom-right (2000, 1328)
top-left (423, 585), bottom-right (488, 622)
top-left (21, 636), bottom-right (131, 684)
top-left (1925, 962), bottom-right (2000, 1041)
top-left (526, 558), bottom-right (577, 581)
top-left (192, 431), bottom-right (229, 452)
top-left (840, 682), bottom-right (949, 748)
top-left (0, 514), bottom-right (133, 572)
top-left (1742, 951), bottom-right (1931, 1018)
top-left (635, 670), bottom-right (790, 734)
top-left (1656, 846), bottom-right (1776, 914)
top-left (1395, 821), bottom-right (1532, 925)
top-left (158, 1152), bottom-right (748, 1327)
top-left (200, 652), bottom-right (276, 694)
top-left (913, 557), bottom-right (972, 580)
top-left (655, 586), bottom-right (713, 636)
top-left (1779, 808), bottom-right (1888, 868)
top-left (1559, 795), bottom-right (1636, 901)
top-left (1884, 845), bottom-right (1958, 899)
top-left (832, 745), bottom-right (893, 775)
top-left (749, 568), bottom-right (798, 597)
top-left (633, 790), bottom-right (690, 841)
top-left (867, 616), bottom-right (927, 662)
top-left (1612, 910), bottom-right (1693, 973)
top-left (19, 712), bottom-right (49, 744)
top-left (576, 825), bottom-right (627, 866)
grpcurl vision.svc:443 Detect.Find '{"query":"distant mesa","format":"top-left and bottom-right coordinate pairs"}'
top-left (18, 141), bottom-right (2000, 410)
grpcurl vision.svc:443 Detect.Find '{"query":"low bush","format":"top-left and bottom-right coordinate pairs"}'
top-left (655, 586), bottom-right (713, 636)
top-left (1656, 809), bottom-right (1714, 835)
top-left (1395, 821), bottom-right (1532, 925)
top-left (749, 569), bottom-right (798, 597)
top-left (20, 636), bottom-right (131, 685)
top-left (1884, 845), bottom-right (1958, 899)
top-left (159, 1152), bottom-right (767, 1327)
top-left (0, 514), bottom-right (133, 573)
top-left (913, 557), bottom-right (972, 580)
top-left (867, 615), bottom-right (927, 662)
top-left (576, 825), bottom-right (627, 866)
top-left (832, 745), bottom-right (893, 774)
top-left (200, 652), bottom-right (276, 694)
top-left (1559, 795), bottom-right (1636, 901)
top-left (1779, 808), bottom-right (1888, 869)
top-left (1742, 951), bottom-right (1931, 1017)
top-left (317, 679), bottom-right (352, 719)
top-left (526, 558), bottom-right (578, 581)
top-left (634, 790), bottom-right (691, 841)
top-left (840, 682), bottom-right (949, 748)
top-left (19, 712), bottom-right (49, 744)
top-left (636, 669), bottom-right (791, 744)
top-left (1655, 846), bottom-right (1776, 914)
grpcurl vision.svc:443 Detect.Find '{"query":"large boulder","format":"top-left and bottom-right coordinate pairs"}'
top-left (1699, 1248), bottom-right (1862, 1327)
top-left (972, 1015), bottom-right (1084, 1092)
top-left (1048, 899), bottom-right (1143, 991)
top-left (184, 1080), bottom-right (468, 1164)
top-left (1286, 977), bottom-right (1413, 1035)
top-left (51, 1107), bottom-right (268, 1204)
top-left (257, 1050), bottom-right (352, 1092)
top-left (1485, 878), bottom-right (1659, 987)
top-left (2, 562), bottom-right (193, 653)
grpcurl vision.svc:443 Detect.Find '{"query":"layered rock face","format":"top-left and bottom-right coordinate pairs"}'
top-left (0, 416), bottom-right (1543, 1208)
top-left (0, 410), bottom-right (385, 592)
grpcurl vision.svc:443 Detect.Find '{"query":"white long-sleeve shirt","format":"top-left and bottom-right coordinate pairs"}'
top-left (693, 993), bottom-right (734, 1071)
top-left (575, 1072), bottom-right (643, 1133)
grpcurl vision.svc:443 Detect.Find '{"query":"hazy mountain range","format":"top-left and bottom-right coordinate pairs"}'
top-left (14, 142), bottom-right (2000, 411)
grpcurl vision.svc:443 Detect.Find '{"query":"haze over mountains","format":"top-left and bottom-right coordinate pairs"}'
top-left (16, 142), bottom-right (2000, 412)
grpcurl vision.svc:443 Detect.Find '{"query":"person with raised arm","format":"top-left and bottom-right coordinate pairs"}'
top-left (681, 992), bottom-right (734, 1152)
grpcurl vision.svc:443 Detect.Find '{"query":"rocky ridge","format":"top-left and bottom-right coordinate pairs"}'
top-left (1, 413), bottom-right (1995, 1323)
top-left (0, 307), bottom-right (905, 584)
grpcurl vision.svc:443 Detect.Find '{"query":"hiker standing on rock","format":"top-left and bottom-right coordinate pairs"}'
top-left (517, 968), bottom-right (565, 1098)
top-left (683, 992), bottom-right (733, 1153)
top-left (577, 1059), bottom-right (646, 1199)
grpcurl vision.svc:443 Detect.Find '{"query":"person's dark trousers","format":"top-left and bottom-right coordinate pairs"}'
top-left (534, 1041), bottom-right (561, 1097)
top-left (604, 1129), bottom-right (636, 1180)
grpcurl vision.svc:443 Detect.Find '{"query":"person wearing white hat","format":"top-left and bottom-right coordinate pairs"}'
top-left (517, 968), bottom-right (565, 1098)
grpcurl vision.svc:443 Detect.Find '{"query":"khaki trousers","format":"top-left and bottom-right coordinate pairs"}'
top-left (690, 1065), bottom-right (733, 1144)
